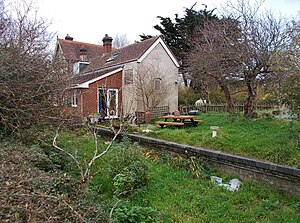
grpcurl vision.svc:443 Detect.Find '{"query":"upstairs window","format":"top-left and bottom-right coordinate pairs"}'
top-left (154, 78), bottom-right (162, 90)
top-left (124, 68), bottom-right (133, 85)
top-left (73, 61), bottom-right (89, 75)
top-left (106, 52), bottom-right (121, 62)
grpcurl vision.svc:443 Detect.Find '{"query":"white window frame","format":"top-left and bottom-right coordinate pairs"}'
top-left (73, 61), bottom-right (90, 75)
top-left (97, 88), bottom-right (119, 118)
top-left (71, 90), bottom-right (78, 107)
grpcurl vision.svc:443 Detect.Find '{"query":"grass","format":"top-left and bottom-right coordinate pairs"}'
top-left (3, 122), bottom-right (299, 222)
top-left (54, 130), bottom-right (300, 222)
top-left (142, 113), bottom-right (300, 168)
top-left (133, 157), bottom-right (300, 223)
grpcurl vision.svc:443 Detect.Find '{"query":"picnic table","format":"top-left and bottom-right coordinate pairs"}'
top-left (155, 115), bottom-right (204, 128)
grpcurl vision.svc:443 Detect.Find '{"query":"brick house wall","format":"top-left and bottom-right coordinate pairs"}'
top-left (57, 36), bottom-right (179, 119)
top-left (70, 70), bottom-right (123, 117)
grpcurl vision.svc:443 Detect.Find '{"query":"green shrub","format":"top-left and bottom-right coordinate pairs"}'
top-left (154, 150), bottom-right (208, 179)
top-left (111, 201), bottom-right (160, 223)
top-left (109, 137), bottom-right (148, 197)
top-left (178, 87), bottom-right (201, 105)
top-left (113, 160), bottom-right (148, 198)
top-left (38, 174), bottom-right (79, 198)
top-left (113, 172), bottom-right (136, 197)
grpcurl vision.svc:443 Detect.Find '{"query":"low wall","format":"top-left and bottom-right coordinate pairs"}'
top-left (97, 127), bottom-right (300, 196)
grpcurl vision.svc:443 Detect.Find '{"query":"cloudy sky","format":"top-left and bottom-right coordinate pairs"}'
top-left (5, 0), bottom-right (300, 44)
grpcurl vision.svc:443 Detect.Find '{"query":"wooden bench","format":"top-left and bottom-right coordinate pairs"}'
top-left (155, 121), bottom-right (184, 128)
top-left (182, 119), bottom-right (204, 127)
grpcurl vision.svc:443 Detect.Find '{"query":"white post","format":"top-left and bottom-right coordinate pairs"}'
top-left (212, 130), bottom-right (217, 138)
top-left (210, 126), bottom-right (219, 138)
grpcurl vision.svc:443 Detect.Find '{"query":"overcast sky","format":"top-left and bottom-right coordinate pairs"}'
top-left (6, 0), bottom-right (300, 44)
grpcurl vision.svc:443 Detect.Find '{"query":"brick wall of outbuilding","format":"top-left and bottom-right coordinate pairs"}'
top-left (71, 71), bottom-right (123, 117)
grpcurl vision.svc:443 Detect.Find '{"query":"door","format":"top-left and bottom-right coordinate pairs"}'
top-left (98, 89), bottom-right (107, 116)
top-left (98, 88), bottom-right (118, 118)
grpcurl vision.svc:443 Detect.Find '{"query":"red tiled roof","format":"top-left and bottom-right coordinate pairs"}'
top-left (57, 38), bottom-right (104, 62)
top-left (74, 66), bottom-right (122, 85)
top-left (82, 36), bottom-right (160, 74)
top-left (66, 36), bottom-right (164, 86)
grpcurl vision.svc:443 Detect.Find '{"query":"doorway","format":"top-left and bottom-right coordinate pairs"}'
top-left (98, 88), bottom-right (118, 118)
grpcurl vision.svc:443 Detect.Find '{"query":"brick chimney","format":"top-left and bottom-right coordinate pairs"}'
top-left (79, 46), bottom-right (88, 61)
top-left (102, 34), bottom-right (113, 53)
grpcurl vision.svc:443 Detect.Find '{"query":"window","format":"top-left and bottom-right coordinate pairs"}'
top-left (124, 68), bottom-right (133, 85)
top-left (71, 90), bottom-right (78, 107)
top-left (98, 88), bottom-right (118, 117)
top-left (73, 61), bottom-right (89, 75)
top-left (63, 92), bottom-right (70, 106)
top-left (154, 78), bottom-right (162, 90)
top-left (98, 89), bottom-right (107, 116)
top-left (106, 52), bottom-right (122, 62)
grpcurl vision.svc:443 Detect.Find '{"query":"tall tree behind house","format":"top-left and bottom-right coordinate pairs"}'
top-left (150, 3), bottom-right (218, 87)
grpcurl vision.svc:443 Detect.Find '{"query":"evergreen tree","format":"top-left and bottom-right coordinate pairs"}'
top-left (149, 3), bottom-right (218, 85)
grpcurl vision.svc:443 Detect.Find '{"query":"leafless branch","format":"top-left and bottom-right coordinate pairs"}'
top-left (53, 122), bottom-right (124, 184)
top-left (52, 127), bottom-right (84, 179)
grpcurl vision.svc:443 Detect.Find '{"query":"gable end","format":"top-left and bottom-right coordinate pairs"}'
top-left (137, 38), bottom-right (180, 68)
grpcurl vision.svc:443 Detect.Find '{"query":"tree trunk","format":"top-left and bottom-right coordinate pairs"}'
top-left (220, 84), bottom-right (235, 113)
top-left (181, 72), bottom-right (189, 87)
top-left (244, 78), bottom-right (257, 118)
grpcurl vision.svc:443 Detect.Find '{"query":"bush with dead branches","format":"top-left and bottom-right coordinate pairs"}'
top-left (0, 141), bottom-right (106, 222)
top-left (0, 0), bottom-right (69, 135)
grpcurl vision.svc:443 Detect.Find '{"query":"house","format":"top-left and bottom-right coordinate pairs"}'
top-left (54, 34), bottom-right (179, 121)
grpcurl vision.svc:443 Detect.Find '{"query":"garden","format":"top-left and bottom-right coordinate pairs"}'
top-left (1, 0), bottom-right (300, 221)
top-left (143, 112), bottom-right (300, 168)
top-left (2, 111), bottom-right (300, 222)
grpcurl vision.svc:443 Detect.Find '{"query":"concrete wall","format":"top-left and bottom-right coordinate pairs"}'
top-left (97, 127), bottom-right (300, 196)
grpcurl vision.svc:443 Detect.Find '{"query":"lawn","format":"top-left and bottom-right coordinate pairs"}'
top-left (134, 156), bottom-right (300, 223)
top-left (2, 114), bottom-right (299, 222)
top-left (56, 131), bottom-right (300, 222)
top-left (142, 113), bottom-right (300, 168)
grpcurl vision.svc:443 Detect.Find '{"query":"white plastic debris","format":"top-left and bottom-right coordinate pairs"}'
top-left (227, 179), bottom-right (242, 192)
top-left (211, 176), bottom-right (242, 192)
top-left (142, 129), bottom-right (153, 133)
top-left (211, 176), bottom-right (222, 184)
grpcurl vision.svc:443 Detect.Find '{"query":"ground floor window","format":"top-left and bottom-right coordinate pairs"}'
top-left (71, 90), bottom-right (78, 107)
top-left (98, 88), bottom-right (118, 118)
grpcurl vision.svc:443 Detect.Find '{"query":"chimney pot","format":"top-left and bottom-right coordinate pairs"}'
top-left (65, 34), bottom-right (74, 41)
top-left (102, 34), bottom-right (113, 53)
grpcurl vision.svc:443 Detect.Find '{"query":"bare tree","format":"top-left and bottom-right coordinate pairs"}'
top-left (187, 18), bottom-right (245, 113)
top-left (225, 0), bottom-right (287, 117)
top-left (130, 62), bottom-right (172, 112)
top-left (0, 0), bottom-right (7, 37)
top-left (270, 18), bottom-right (300, 115)
top-left (113, 33), bottom-right (130, 49)
top-left (0, 0), bottom-right (68, 134)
